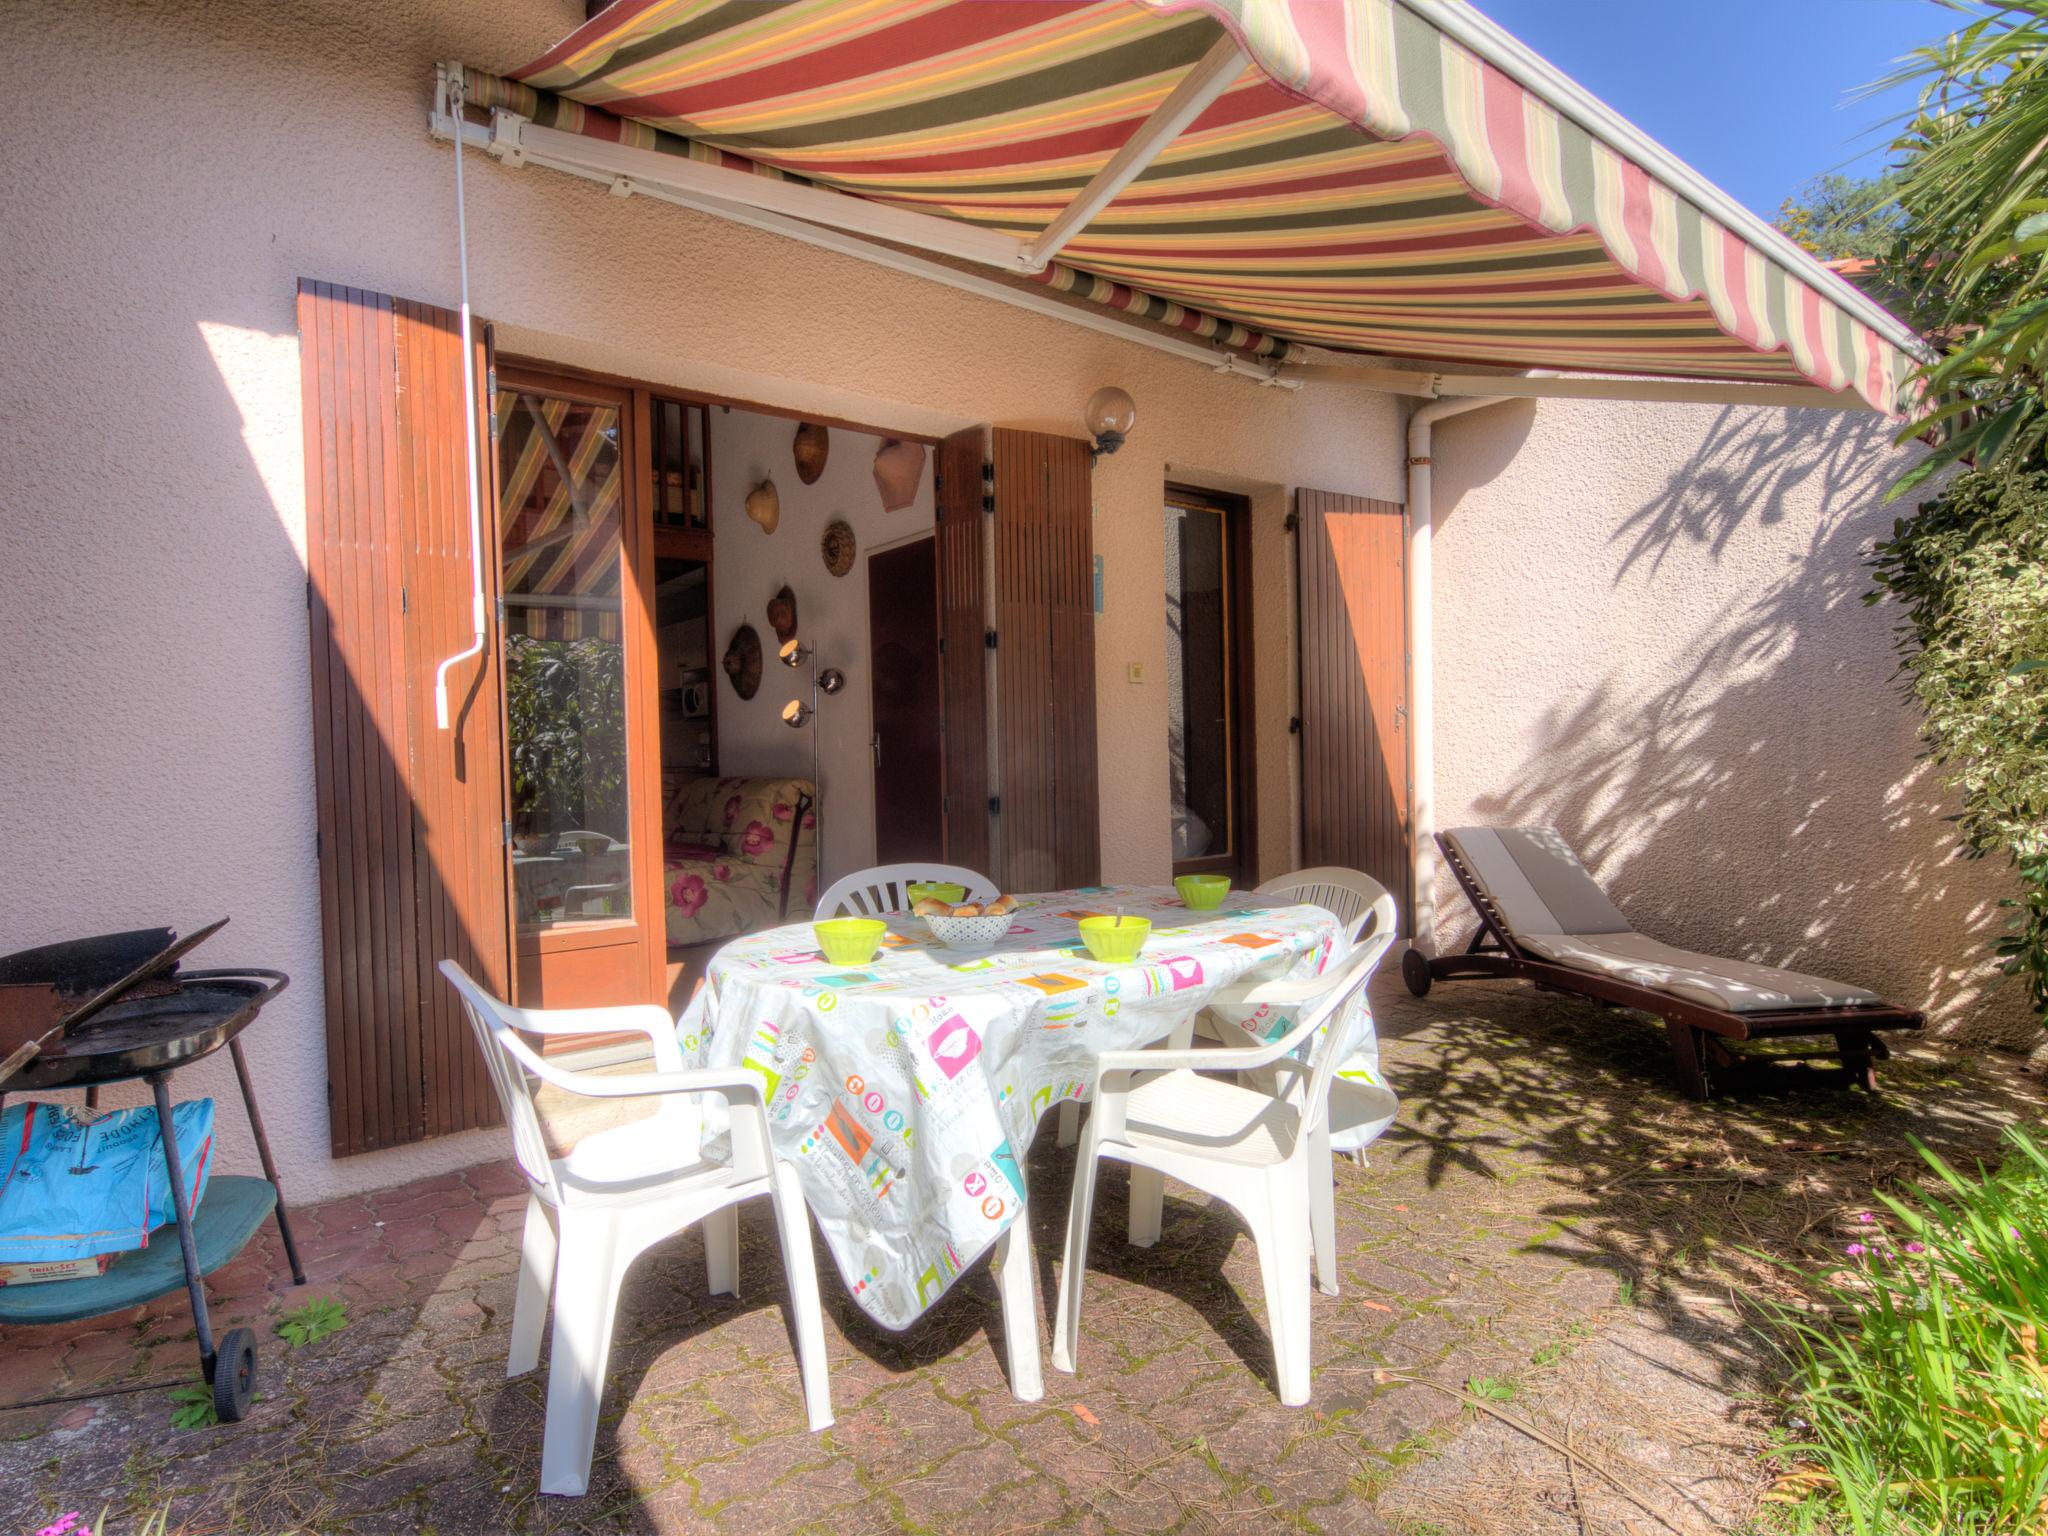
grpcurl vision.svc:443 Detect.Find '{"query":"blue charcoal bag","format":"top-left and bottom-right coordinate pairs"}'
top-left (0, 1099), bottom-right (218, 1263)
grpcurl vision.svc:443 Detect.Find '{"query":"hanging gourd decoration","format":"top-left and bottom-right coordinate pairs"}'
top-left (767, 584), bottom-right (800, 644)
top-left (745, 478), bottom-right (781, 534)
top-left (792, 422), bottom-right (829, 485)
top-left (821, 519), bottom-right (856, 578)
top-left (722, 624), bottom-right (763, 700)
top-left (872, 438), bottom-right (926, 512)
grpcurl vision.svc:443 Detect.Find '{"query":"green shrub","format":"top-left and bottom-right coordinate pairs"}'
top-left (504, 632), bottom-right (627, 837)
top-left (1868, 467), bottom-right (2048, 1019)
top-left (1774, 1128), bottom-right (2048, 1533)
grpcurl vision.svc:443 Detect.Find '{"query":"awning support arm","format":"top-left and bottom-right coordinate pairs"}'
top-left (428, 78), bottom-right (1302, 390)
top-left (1018, 37), bottom-right (1247, 273)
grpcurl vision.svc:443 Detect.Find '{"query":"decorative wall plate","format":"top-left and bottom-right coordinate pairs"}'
top-left (872, 438), bottom-right (927, 512)
top-left (722, 623), bottom-right (762, 700)
top-left (745, 478), bottom-right (780, 534)
top-left (793, 421), bottom-right (829, 485)
top-left (767, 584), bottom-right (800, 643)
top-left (821, 519), bottom-right (856, 577)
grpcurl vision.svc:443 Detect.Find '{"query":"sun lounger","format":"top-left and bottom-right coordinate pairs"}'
top-left (1401, 826), bottom-right (1922, 1099)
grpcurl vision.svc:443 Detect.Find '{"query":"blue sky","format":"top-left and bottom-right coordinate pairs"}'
top-left (1470, 0), bottom-right (1957, 217)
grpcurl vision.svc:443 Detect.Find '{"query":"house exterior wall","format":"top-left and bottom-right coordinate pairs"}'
top-left (1430, 398), bottom-right (2037, 1052)
top-left (5, 0), bottom-right (2023, 1209)
top-left (0, 0), bottom-right (1398, 1200)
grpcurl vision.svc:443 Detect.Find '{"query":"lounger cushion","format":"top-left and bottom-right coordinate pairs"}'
top-left (1440, 826), bottom-right (1631, 937)
top-left (1517, 931), bottom-right (1882, 1014)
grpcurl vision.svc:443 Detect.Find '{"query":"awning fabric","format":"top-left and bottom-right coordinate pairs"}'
top-left (493, 0), bottom-right (1916, 410)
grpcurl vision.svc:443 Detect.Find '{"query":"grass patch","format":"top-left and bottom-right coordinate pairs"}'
top-left (1768, 1125), bottom-right (2048, 1534)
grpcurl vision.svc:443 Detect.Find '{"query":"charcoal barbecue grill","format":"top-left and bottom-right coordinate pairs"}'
top-left (0, 920), bottom-right (302, 1421)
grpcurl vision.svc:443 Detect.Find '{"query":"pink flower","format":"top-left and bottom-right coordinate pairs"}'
top-left (1905, 1242), bottom-right (1926, 1254)
top-left (722, 794), bottom-right (741, 827)
top-left (773, 799), bottom-right (794, 822)
top-left (712, 863), bottom-right (732, 883)
top-left (37, 1518), bottom-right (85, 1536)
top-left (669, 874), bottom-right (707, 917)
top-left (741, 820), bottom-right (773, 857)
top-left (803, 811), bottom-right (818, 830)
top-left (1845, 1243), bottom-right (1868, 1258)
top-left (1855, 1212), bottom-right (1875, 1224)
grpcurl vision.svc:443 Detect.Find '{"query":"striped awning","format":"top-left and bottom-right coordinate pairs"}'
top-left (494, 0), bottom-right (1919, 410)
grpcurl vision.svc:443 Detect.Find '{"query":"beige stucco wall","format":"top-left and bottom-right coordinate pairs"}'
top-left (0, 0), bottom-right (1397, 1200)
top-left (1430, 397), bottom-right (2037, 1051)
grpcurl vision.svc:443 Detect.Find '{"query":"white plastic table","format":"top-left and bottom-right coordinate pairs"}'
top-left (677, 883), bottom-right (1359, 1330)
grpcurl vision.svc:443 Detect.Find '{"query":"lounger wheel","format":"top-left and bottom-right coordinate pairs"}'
top-left (1401, 948), bottom-right (1432, 998)
top-left (210, 1328), bottom-right (258, 1422)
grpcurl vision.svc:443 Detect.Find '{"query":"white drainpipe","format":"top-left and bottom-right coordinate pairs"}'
top-left (1406, 394), bottom-right (1509, 954)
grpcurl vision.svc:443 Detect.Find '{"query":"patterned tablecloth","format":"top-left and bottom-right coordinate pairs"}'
top-left (678, 884), bottom-right (1386, 1330)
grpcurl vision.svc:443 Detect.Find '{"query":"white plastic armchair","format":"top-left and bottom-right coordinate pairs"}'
top-left (814, 863), bottom-right (998, 917)
top-left (1194, 868), bottom-right (1390, 1045)
top-left (1051, 920), bottom-right (1396, 1407)
top-left (1255, 867), bottom-right (1393, 944)
top-left (439, 962), bottom-right (832, 1497)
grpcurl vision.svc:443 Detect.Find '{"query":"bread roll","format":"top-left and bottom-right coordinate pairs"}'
top-left (912, 898), bottom-right (951, 917)
top-left (985, 895), bottom-right (1017, 916)
top-left (951, 903), bottom-right (983, 918)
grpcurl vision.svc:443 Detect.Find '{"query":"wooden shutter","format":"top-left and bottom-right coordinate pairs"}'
top-left (298, 280), bottom-right (509, 1156)
top-left (991, 428), bottom-right (1099, 891)
top-left (935, 427), bottom-right (992, 872)
top-left (1294, 488), bottom-right (1409, 929)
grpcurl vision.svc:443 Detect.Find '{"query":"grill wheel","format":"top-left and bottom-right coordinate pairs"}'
top-left (211, 1327), bottom-right (258, 1422)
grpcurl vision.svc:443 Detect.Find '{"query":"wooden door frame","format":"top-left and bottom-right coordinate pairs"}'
top-left (1164, 483), bottom-right (1258, 886)
top-left (494, 362), bottom-right (666, 1008)
top-left (865, 530), bottom-right (942, 863)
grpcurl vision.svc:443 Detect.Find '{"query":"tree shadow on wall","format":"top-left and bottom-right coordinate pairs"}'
top-left (1462, 407), bottom-right (2016, 1034)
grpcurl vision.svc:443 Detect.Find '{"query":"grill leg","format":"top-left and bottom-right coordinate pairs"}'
top-left (230, 1039), bottom-right (305, 1285)
top-left (151, 1072), bottom-right (217, 1378)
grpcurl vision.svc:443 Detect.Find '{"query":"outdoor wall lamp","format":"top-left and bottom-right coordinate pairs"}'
top-left (1084, 386), bottom-right (1136, 460)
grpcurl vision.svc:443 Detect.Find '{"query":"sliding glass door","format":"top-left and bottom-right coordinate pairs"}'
top-left (1164, 485), bottom-right (1253, 883)
top-left (495, 367), bottom-right (662, 1009)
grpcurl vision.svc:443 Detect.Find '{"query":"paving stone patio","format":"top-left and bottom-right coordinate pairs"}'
top-left (4, 973), bottom-right (2043, 1534)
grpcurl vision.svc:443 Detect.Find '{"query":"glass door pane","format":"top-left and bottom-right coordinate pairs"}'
top-left (498, 389), bottom-right (633, 934)
top-left (1165, 496), bottom-right (1233, 868)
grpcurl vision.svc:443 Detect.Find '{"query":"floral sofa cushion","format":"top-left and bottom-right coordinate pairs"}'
top-left (661, 771), bottom-right (818, 926)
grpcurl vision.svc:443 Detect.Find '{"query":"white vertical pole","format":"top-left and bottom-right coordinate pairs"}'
top-left (1404, 396), bottom-right (1508, 953)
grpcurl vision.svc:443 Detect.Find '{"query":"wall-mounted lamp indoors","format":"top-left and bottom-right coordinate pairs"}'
top-left (1084, 386), bottom-right (1136, 461)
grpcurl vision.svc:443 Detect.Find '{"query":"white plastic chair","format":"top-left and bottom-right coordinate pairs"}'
top-left (1254, 867), bottom-right (1391, 944)
top-left (1050, 896), bottom-right (1397, 1406)
top-left (439, 962), bottom-right (833, 1496)
top-left (814, 863), bottom-right (998, 918)
top-left (1193, 869), bottom-right (1386, 1043)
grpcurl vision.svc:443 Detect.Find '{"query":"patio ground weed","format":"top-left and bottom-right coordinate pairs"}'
top-left (1769, 1126), bottom-right (2048, 1534)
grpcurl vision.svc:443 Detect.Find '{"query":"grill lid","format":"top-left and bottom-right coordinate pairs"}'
top-left (0, 919), bottom-right (227, 1068)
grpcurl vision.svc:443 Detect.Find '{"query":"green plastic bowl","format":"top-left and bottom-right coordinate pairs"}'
top-left (1174, 874), bottom-right (1231, 910)
top-left (906, 881), bottom-right (968, 908)
top-left (815, 917), bottom-right (885, 966)
top-left (1078, 915), bottom-right (1150, 964)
